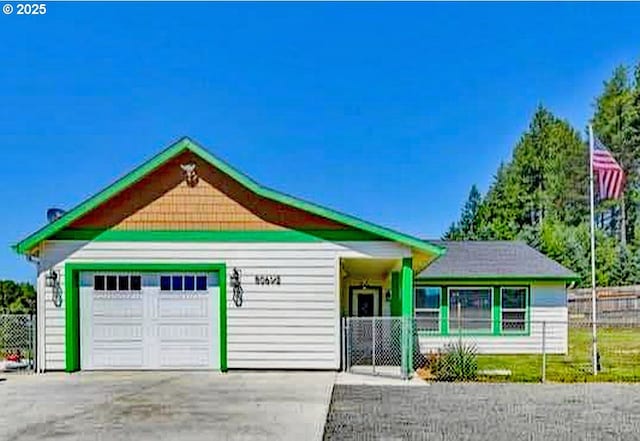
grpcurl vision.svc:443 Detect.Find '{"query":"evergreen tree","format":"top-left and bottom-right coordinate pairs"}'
top-left (443, 61), bottom-right (640, 287)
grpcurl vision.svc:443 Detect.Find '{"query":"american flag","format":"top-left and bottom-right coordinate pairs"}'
top-left (593, 135), bottom-right (625, 200)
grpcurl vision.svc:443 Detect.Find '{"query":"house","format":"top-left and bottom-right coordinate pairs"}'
top-left (13, 137), bottom-right (578, 373)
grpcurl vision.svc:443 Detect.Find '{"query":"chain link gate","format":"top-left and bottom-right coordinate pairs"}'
top-left (344, 317), bottom-right (408, 378)
top-left (1, 314), bottom-right (36, 374)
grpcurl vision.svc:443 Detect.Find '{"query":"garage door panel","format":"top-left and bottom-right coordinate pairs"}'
top-left (158, 295), bottom-right (210, 318)
top-left (92, 347), bottom-right (144, 369)
top-left (92, 294), bottom-right (143, 318)
top-left (158, 323), bottom-right (210, 341)
top-left (159, 346), bottom-right (211, 368)
top-left (92, 324), bottom-right (143, 340)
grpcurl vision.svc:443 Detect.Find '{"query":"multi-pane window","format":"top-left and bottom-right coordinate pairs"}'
top-left (501, 287), bottom-right (528, 332)
top-left (160, 274), bottom-right (209, 292)
top-left (449, 288), bottom-right (492, 333)
top-left (94, 274), bottom-right (141, 291)
top-left (415, 287), bottom-right (441, 332)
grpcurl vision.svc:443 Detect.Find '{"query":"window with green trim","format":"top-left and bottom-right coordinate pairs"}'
top-left (415, 287), bottom-right (440, 332)
top-left (501, 287), bottom-right (528, 332)
top-left (449, 287), bottom-right (492, 333)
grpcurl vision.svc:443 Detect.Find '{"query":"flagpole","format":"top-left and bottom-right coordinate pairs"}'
top-left (588, 124), bottom-right (598, 376)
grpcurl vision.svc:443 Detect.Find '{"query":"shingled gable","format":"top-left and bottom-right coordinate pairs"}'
top-left (13, 137), bottom-right (445, 259)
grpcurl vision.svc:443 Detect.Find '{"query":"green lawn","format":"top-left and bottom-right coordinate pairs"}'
top-left (477, 327), bottom-right (640, 382)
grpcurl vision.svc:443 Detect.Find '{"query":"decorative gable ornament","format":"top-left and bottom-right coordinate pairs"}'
top-left (180, 162), bottom-right (199, 187)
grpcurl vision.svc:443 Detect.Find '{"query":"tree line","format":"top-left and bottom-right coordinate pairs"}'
top-left (445, 62), bottom-right (640, 287)
top-left (0, 280), bottom-right (36, 314)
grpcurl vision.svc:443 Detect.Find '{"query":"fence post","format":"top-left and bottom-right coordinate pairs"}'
top-left (30, 314), bottom-right (34, 372)
top-left (372, 317), bottom-right (376, 375)
top-left (541, 321), bottom-right (547, 383)
top-left (345, 318), bottom-right (350, 372)
top-left (341, 317), bottom-right (346, 372)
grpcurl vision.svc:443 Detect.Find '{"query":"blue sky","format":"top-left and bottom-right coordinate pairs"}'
top-left (1, 2), bottom-right (639, 282)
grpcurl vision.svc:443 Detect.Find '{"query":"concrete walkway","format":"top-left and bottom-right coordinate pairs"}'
top-left (0, 371), bottom-right (335, 441)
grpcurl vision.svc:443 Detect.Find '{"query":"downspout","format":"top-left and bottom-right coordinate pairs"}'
top-left (26, 252), bottom-right (43, 373)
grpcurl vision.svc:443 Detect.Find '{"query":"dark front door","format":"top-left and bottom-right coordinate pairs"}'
top-left (357, 293), bottom-right (375, 317)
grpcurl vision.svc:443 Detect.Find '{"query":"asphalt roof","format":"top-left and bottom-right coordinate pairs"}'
top-left (417, 240), bottom-right (579, 280)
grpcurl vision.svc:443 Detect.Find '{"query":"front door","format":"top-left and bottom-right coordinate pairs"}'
top-left (351, 288), bottom-right (380, 317)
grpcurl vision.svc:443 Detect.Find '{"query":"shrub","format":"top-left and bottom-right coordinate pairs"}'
top-left (431, 341), bottom-right (478, 381)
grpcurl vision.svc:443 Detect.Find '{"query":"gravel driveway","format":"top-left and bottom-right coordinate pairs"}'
top-left (324, 383), bottom-right (640, 440)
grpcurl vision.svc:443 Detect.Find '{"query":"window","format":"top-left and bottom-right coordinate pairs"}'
top-left (94, 274), bottom-right (141, 291)
top-left (94, 275), bottom-right (105, 291)
top-left (160, 275), bottom-right (171, 291)
top-left (449, 288), bottom-right (492, 333)
top-left (118, 275), bottom-right (129, 291)
top-left (415, 287), bottom-right (440, 332)
top-left (160, 274), bottom-right (210, 292)
top-left (106, 275), bottom-right (118, 291)
top-left (184, 275), bottom-right (195, 291)
top-left (196, 275), bottom-right (208, 291)
top-left (130, 275), bottom-right (142, 291)
top-left (172, 275), bottom-right (183, 291)
top-left (501, 287), bottom-right (528, 332)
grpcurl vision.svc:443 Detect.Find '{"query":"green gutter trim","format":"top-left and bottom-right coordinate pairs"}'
top-left (14, 137), bottom-right (445, 257)
top-left (49, 229), bottom-right (384, 242)
top-left (63, 262), bottom-right (227, 372)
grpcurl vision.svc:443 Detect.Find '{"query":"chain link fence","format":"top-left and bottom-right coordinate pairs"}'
top-left (343, 316), bottom-right (640, 382)
top-left (0, 314), bottom-right (36, 373)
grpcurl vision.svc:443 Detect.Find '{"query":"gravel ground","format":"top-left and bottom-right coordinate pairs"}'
top-left (324, 383), bottom-right (640, 441)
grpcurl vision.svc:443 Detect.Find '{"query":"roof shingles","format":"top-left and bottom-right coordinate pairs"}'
top-left (417, 240), bottom-right (578, 280)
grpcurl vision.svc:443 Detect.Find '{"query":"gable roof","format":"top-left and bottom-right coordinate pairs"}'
top-left (417, 240), bottom-right (579, 281)
top-left (13, 137), bottom-right (445, 257)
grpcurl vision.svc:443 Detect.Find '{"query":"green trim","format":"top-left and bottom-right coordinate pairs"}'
top-left (390, 271), bottom-right (401, 317)
top-left (400, 258), bottom-right (413, 378)
top-left (219, 264), bottom-right (228, 372)
top-left (492, 286), bottom-right (501, 336)
top-left (440, 286), bottom-right (449, 335)
top-left (49, 229), bottom-right (383, 243)
top-left (401, 259), bottom-right (414, 318)
top-left (64, 269), bottom-right (80, 372)
top-left (14, 137), bottom-right (445, 257)
top-left (63, 262), bottom-right (227, 372)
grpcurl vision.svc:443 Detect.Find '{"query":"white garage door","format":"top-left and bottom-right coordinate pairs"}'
top-left (80, 271), bottom-right (219, 370)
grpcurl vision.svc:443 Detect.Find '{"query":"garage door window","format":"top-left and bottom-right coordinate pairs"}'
top-left (94, 274), bottom-right (142, 291)
top-left (160, 274), bottom-right (211, 292)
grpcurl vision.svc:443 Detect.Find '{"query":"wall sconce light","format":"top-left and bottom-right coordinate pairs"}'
top-left (45, 270), bottom-right (59, 288)
top-left (360, 280), bottom-right (368, 290)
top-left (385, 290), bottom-right (392, 302)
top-left (46, 269), bottom-right (63, 308)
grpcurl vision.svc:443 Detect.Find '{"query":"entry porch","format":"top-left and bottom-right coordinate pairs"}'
top-left (339, 257), bottom-right (416, 378)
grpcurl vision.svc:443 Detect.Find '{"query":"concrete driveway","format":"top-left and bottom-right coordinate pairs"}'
top-left (0, 371), bottom-right (335, 441)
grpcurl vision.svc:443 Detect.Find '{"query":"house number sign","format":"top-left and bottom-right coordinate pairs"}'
top-left (255, 275), bottom-right (281, 285)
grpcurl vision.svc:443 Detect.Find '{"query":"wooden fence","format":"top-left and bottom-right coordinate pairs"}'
top-left (568, 285), bottom-right (640, 318)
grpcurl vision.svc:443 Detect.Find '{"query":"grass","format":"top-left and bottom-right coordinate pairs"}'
top-left (476, 327), bottom-right (640, 382)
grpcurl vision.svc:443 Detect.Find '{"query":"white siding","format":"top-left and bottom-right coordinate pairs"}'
top-left (418, 283), bottom-right (569, 355)
top-left (38, 239), bottom-right (409, 371)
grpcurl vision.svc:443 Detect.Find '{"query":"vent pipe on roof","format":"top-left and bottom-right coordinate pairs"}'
top-left (46, 208), bottom-right (66, 223)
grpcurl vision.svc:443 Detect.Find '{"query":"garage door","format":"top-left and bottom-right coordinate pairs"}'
top-left (79, 271), bottom-right (219, 370)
